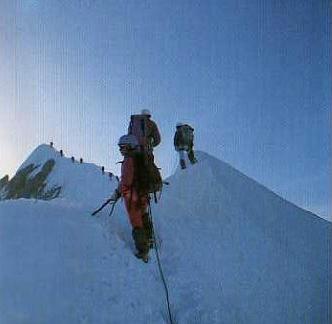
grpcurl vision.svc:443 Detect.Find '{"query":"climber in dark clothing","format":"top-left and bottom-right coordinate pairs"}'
top-left (174, 122), bottom-right (197, 169)
top-left (128, 109), bottom-right (161, 161)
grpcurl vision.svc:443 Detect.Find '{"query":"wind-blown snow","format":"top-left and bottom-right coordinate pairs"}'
top-left (0, 149), bottom-right (330, 323)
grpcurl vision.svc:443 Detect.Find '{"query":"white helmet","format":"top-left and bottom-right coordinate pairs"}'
top-left (141, 109), bottom-right (151, 116)
top-left (176, 122), bottom-right (183, 127)
top-left (118, 134), bottom-right (139, 149)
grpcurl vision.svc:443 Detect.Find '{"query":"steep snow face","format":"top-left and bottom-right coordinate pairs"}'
top-left (0, 149), bottom-right (330, 324)
top-left (5, 144), bottom-right (118, 208)
top-left (155, 151), bottom-right (331, 323)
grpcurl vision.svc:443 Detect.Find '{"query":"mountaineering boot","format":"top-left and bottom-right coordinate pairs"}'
top-left (189, 157), bottom-right (197, 164)
top-left (142, 212), bottom-right (154, 248)
top-left (188, 150), bottom-right (197, 164)
top-left (148, 237), bottom-right (155, 249)
top-left (180, 159), bottom-right (186, 169)
top-left (132, 227), bottom-right (149, 262)
top-left (135, 251), bottom-right (149, 263)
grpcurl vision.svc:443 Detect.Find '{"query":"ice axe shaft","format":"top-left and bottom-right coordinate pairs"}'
top-left (91, 198), bottom-right (114, 216)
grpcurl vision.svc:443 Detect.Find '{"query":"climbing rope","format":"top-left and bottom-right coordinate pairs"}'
top-left (148, 200), bottom-right (174, 324)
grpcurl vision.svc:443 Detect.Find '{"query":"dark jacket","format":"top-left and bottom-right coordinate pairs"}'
top-left (146, 119), bottom-right (161, 148)
top-left (128, 116), bottom-right (161, 151)
top-left (173, 125), bottom-right (194, 150)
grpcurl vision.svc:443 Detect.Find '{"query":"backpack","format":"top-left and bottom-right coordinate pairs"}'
top-left (178, 125), bottom-right (194, 147)
top-left (133, 154), bottom-right (163, 195)
top-left (128, 114), bottom-right (150, 152)
top-left (146, 159), bottom-right (163, 194)
top-left (128, 114), bottom-right (163, 195)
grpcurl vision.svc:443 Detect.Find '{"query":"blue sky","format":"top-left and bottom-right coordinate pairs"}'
top-left (0, 0), bottom-right (330, 220)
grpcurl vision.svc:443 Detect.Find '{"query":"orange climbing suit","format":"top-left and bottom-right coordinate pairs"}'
top-left (119, 156), bottom-right (148, 228)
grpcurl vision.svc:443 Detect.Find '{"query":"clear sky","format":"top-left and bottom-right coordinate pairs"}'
top-left (0, 0), bottom-right (330, 220)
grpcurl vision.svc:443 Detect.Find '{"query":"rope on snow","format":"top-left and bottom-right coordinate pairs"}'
top-left (148, 200), bottom-right (174, 324)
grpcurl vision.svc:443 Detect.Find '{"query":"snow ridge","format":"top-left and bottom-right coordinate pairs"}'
top-left (1, 144), bottom-right (118, 208)
top-left (0, 146), bottom-right (330, 324)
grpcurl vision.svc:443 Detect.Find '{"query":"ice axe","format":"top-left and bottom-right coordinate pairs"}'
top-left (91, 197), bottom-right (118, 217)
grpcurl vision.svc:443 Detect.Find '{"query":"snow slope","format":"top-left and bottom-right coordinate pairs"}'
top-left (0, 199), bottom-right (168, 324)
top-left (5, 144), bottom-right (118, 207)
top-left (157, 152), bottom-right (331, 323)
top-left (0, 149), bottom-right (330, 324)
